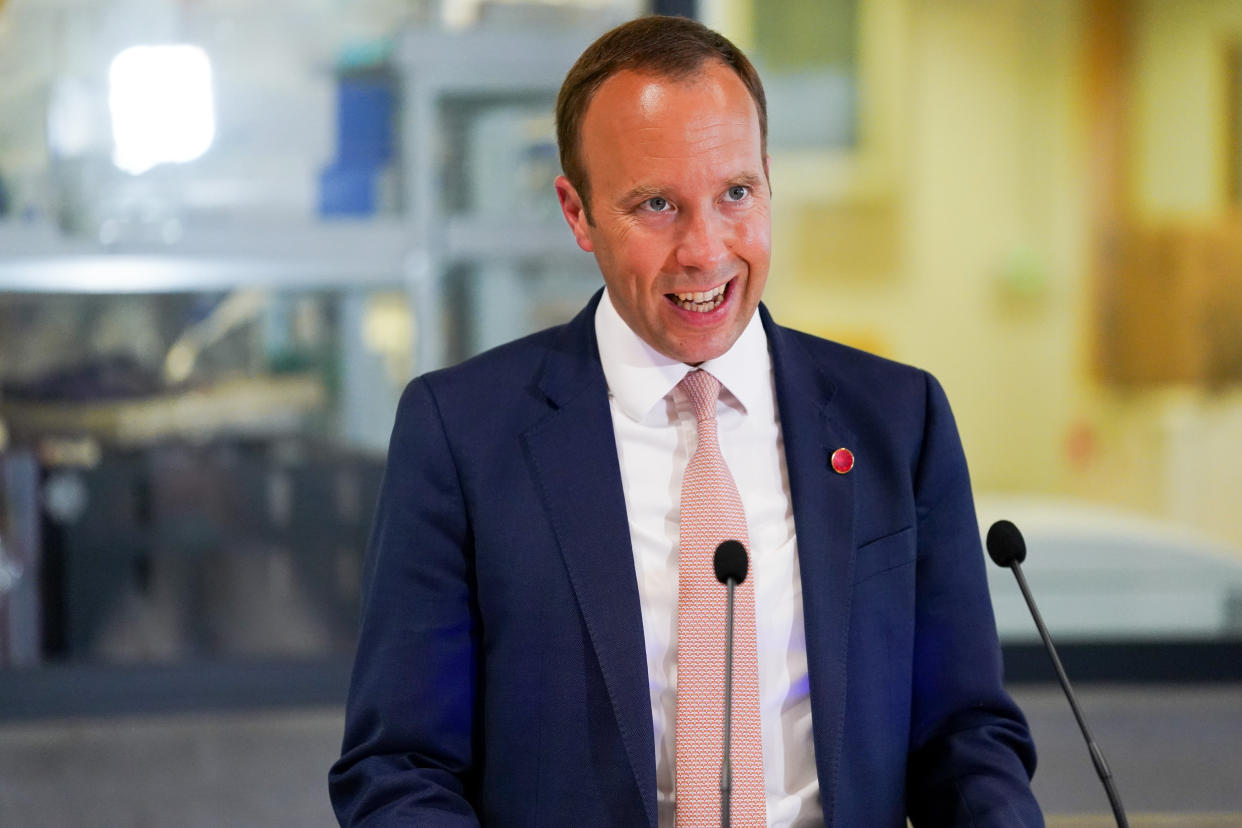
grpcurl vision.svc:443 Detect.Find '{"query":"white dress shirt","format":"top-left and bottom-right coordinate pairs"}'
top-left (594, 289), bottom-right (822, 827)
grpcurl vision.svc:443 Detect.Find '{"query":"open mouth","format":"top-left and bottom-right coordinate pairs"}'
top-left (667, 280), bottom-right (729, 313)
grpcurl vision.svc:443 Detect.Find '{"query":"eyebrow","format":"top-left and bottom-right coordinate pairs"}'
top-left (618, 184), bottom-right (664, 206)
top-left (729, 172), bottom-right (766, 191)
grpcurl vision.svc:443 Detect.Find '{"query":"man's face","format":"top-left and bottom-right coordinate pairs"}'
top-left (555, 61), bottom-right (771, 365)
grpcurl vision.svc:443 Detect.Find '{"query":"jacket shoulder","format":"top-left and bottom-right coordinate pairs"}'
top-left (419, 324), bottom-right (564, 394)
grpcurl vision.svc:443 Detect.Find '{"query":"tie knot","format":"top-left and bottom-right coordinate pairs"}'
top-left (678, 369), bottom-right (722, 423)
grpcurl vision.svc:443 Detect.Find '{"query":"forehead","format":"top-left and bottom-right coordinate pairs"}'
top-left (579, 63), bottom-right (763, 184)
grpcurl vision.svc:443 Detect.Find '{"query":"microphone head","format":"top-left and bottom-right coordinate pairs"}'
top-left (986, 519), bottom-right (1027, 567)
top-left (713, 540), bottom-right (749, 585)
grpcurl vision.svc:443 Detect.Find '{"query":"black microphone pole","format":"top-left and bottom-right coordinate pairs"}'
top-left (986, 520), bottom-right (1129, 828)
top-left (720, 575), bottom-right (736, 828)
top-left (714, 539), bottom-right (749, 828)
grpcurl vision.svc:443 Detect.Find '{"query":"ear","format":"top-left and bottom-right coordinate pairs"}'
top-left (555, 175), bottom-right (595, 253)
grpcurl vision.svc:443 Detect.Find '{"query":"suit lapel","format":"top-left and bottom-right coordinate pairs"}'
top-left (521, 296), bottom-right (658, 828)
top-left (763, 308), bottom-right (857, 828)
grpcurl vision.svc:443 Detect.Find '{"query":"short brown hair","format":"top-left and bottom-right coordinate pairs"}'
top-left (555, 15), bottom-right (768, 222)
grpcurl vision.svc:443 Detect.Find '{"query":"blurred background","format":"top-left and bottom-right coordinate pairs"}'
top-left (0, 0), bottom-right (1240, 825)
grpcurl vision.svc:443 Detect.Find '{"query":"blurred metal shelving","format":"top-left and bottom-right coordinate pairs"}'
top-left (0, 220), bottom-right (412, 293)
top-left (0, 26), bottom-right (611, 714)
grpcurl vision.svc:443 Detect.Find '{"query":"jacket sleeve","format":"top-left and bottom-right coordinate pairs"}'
top-left (905, 373), bottom-right (1045, 827)
top-left (329, 377), bottom-right (482, 827)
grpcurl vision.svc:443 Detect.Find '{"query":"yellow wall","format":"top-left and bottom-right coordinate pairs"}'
top-left (745, 0), bottom-right (1242, 549)
top-left (764, 0), bottom-right (1092, 494)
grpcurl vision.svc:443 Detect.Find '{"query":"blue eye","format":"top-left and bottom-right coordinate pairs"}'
top-left (645, 196), bottom-right (670, 212)
top-left (726, 185), bottom-right (749, 201)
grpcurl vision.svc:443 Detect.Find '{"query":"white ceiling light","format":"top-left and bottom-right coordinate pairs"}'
top-left (109, 44), bottom-right (215, 175)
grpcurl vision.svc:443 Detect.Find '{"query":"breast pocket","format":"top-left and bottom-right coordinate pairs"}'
top-left (851, 526), bottom-right (916, 586)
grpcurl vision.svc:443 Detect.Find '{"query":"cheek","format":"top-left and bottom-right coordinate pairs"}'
top-left (598, 244), bottom-right (657, 306)
top-left (619, 235), bottom-right (673, 286)
top-left (736, 216), bottom-right (771, 261)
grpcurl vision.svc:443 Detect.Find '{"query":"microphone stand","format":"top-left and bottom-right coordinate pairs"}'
top-left (713, 539), bottom-right (748, 828)
top-left (719, 575), bottom-right (736, 828)
top-left (1008, 558), bottom-right (1129, 828)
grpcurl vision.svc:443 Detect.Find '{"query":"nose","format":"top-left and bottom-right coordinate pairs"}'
top-left (674, 209), bottom-right (730, 272)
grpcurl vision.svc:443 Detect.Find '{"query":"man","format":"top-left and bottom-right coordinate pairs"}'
top-left (330, 15), bottom-right (1042, 827)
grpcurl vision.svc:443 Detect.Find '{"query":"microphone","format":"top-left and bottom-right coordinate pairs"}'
top-left (714, 538), bottom-right (748, 585)
top-left (986, 520), bottom-right (1129, 828)
top-left (713, 539), bottom-right (748, 828)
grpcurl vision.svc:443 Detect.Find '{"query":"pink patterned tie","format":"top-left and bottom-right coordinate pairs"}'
top-left (675, 369), bottom-right (766, 827)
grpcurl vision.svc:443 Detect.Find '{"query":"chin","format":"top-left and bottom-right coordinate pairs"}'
top-left (669, 339), bottom-right (730, 366)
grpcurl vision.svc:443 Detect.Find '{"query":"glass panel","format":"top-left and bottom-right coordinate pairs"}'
top-left (0, 2), bottom-right (621, 690)
top-left (752, 0), bottom-right (858, 149)
top-left (0, 285), bottom-right (405, 667)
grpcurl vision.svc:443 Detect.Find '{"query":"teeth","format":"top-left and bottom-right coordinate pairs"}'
top-left (671, 282), bottom-right (728, 312)
top-left (674, 284), bottom-right (726, 302)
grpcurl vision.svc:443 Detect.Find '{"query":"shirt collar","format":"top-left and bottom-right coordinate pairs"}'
top-left (594, 287), bottom-right (771, 424)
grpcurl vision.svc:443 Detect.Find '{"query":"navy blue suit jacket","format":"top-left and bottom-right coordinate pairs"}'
top-left (330, 293), bottom-right (1042, 827)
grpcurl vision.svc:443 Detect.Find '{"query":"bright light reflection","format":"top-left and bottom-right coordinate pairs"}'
top-left (109, 44), bottom-right (215, 175)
